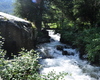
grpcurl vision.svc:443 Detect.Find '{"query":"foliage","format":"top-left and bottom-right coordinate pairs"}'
top-left (50, 0), bottom-right (100, 27)
top-left (41, 0), bottom-right (100, 30)
top-left (84, 28), bottom-right (100, 63)
top-left (60, 27), bottom-right (100, 64)
top-left (0, 49), bottom-right (41, 80)
top-left (0, 38), bottom-right (68, 80)
top-left (13, 0), bottom-right (100, 65)
top-left (42, 70), bottom-right (68, 80)
top-left (14, 0), bottom-right (100, 29)
top-left (15, 0), bottom-right (41, 22)
top-left (14, 0), bottom-right (65, 30)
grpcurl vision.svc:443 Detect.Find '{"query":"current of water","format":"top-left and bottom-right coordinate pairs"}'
top-left (37, 30), bottom-right (100, 80)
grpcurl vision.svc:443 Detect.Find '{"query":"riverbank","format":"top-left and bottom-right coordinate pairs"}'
top-left (58, 27), bottom-right (100, 65)
top-left (0, 30), bottom-right (100, 80)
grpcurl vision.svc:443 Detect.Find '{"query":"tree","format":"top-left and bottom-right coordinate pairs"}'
top-left (14, 0), bottom-right (100, 29)
top-left (14, 0), bottom-right (44, 31)
top-left (75, 0), bottom-right (100, 27)
top-left (14, 0), bottom-right (64, 30)
top-left (49, 0), bottom-right (100, 28)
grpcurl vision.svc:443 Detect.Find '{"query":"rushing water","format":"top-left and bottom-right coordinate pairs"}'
top-left (37, 30), bottom-right (100, 80)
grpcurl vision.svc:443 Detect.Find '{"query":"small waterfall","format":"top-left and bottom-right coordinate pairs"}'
top-left (37, 30), bottom-right (100, 80)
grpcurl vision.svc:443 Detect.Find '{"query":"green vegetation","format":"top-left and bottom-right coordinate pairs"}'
top-left (51, 0), bottom-right (100, 27)
top-left (14, 0), bottom-right (44, 31)
top-left (59, 27), bottom-right (100, 65)
top-left (0, 38), bottom-right (68, 80)
top-left (0, 0), bottom-right (100, 79)
top-left (14, 0), bottom-right (100, 65)
top-left (49, 0), bottom-right (100, 65)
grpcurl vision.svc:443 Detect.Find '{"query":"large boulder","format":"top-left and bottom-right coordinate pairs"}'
top-left (0, 12), bottom-right (35, 58)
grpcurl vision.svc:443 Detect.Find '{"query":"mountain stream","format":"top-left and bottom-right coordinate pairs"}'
top-left (37, 30), bottom-right (100, 80)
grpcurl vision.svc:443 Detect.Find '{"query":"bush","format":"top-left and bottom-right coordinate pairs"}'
top-left (84, 28), bottom-right (100, 64)
top-left (0, 37), bottom-right (68, 80)
top-left (60, 27), bottom-right (77, 45)
top-left (60, 27), bottom-right (100, 65)
top-left (0, 49), bottom-right (68, 80)
top-left (0, 49), bottom-right (42, 80)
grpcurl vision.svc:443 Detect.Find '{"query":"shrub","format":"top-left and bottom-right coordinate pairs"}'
top-left (60, 27), bottom-right (77, 45)
top-left (84, 29), bottom-right (100, 64)
top-left (60, 27), bottom-right (100, 65)
top-left (0, 36), bottom-right (68, 80)
top-left (0, 49), bottom-right (68, 80)
top-left (0, 49), bottom-right (41, 80)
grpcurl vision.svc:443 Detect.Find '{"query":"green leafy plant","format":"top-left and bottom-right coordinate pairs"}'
top-left (0, 36), bottom-right (68, 80)
top-left (0, 49), bottom-right (41, 80)
top-left (60, 27), bottom-right (100, 65)
top-left (0, 49), bottom-right (68, 80)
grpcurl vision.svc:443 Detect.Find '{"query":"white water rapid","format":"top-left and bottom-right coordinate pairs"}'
top-left (37, 30), bottom-right (100, 80)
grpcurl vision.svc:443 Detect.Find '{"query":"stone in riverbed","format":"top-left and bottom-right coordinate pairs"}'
top-left (62, 51), bottom-right (69, 55)
top-left (36, 29), bottom-right (50, 44)
top-left (56, 45), bottom-right (63, 51)
top-left (62, 50), bottom-right (74, 56)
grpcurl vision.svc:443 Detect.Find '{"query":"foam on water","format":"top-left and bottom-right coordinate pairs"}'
top-left (38, 30), bottom-right (100, 80)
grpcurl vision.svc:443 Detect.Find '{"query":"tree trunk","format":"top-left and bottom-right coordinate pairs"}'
top-left (34, 0), bottom-right (43, 31)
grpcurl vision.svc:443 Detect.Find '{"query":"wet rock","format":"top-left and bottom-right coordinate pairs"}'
top-left (62, 51), bottom-right (69, 55)
top-left (50, 38), bottom-right (55, 42)
top-left (41, 28), bottom-right (49, 36)
top-left (72, 45), bottom-right (77, 49)
top-left (70, 52), bottom-right (75, 56)
top-left (62, 50), bottom-right (74, 56)
top-left (79, 47), bottom-right (86, 59)
top-left (56, 45), bottom-right (63, 51)
top-left (0, 12), bottom-right (35, 59)
top-left (64, 45), bottom-right (71, 48)
top-left (37, 36), bottom-right (50, 44)
top-left (36, 29), bottom-right (50, 44)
